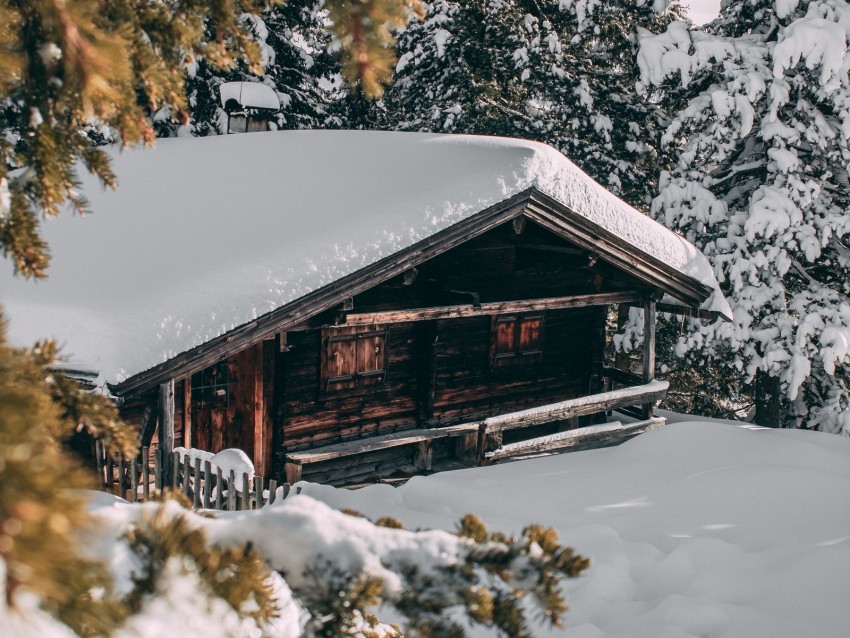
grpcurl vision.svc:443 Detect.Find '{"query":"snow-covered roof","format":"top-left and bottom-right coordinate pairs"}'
top-left (0, 131), bottom-right (731, 386)
top-left (219, 82), bottom-right (280, 111)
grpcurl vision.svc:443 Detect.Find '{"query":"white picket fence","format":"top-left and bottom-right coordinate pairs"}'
top-left (94, 442), bottom-right (295, 510)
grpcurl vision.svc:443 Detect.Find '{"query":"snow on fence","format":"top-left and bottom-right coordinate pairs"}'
top-left (93, 441), bottom-right (296, 511)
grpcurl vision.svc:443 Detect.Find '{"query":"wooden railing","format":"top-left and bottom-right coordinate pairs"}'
top-left (93, 442), bottom-right (296, 511)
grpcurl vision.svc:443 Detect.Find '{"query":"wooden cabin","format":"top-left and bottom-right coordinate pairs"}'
top-left (0, 131), bottom-right (730, 485)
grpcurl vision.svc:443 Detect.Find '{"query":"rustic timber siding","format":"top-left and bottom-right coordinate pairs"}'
top-left (429, 308), bottom-right (600, 425)
top-left (279, 322), bottom-right (420, 452)
top-left (277, 222), bottom-right (626, 459)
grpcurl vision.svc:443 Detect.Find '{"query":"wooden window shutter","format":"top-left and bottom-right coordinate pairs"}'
top-left (492, 313), bottom-right (544, 370)
top-left (322, 325), bottom-right (387, 392)
top-left (493, 316), bottom-right (518, 368)
top-left (356, 331), bottom-right (385, 386)
top-left (518, 315), bottom-right (543, 359)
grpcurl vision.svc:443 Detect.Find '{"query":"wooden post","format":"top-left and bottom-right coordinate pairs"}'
top-left (215, 467), bottom-right (224, 510)
top-left (642, 299), bottom-right (657, 418)
top-left (117, 455), bottom-right (125, 498)
top-left (183, 378), bottom-right (192, 448)
top-left (154, 447), bottom-right (162, 492)
top-left (193, 458), bottom-right (202, 509)
top-left (183, 455), bottom-right (192, 499)
top-left (159, 380), bottom-right (175, 455)
top-left (203, 461), bottom-right (212, 509)
top-left (227, 470), bottom-right (237, 511)
top-left (284, 461), bottom-right (302, 485)
top-left (130, 459), bottom-right (138, 502)
top-left (255, 476), bottom-right (264, 509)
top-left (142, 446), bottom-right (150, 500)
top-left (268, 479), bottom-right (278, 504)
top-left (413, 441), bottom-right (433, 471)
top-left (138, 401), bottom-right (158, 449)
top-left (242, 473), bottom-right (250, 510)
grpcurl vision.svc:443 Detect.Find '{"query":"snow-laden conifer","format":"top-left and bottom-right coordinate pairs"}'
top-left (637, 0), bottom-right (850, 432)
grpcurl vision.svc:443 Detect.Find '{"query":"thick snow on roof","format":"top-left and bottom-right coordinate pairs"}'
top-left (219, 81), bottom-right (280, 110)
top-left (0, 131), bottom-right (730, 384)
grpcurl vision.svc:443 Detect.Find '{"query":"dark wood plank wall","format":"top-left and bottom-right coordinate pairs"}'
top-left (276, 220), bottom-right (644, 461)
top-left (280, 322), bottom-right (421, 452)
top-left (428, 308), bottom-right (601, 425)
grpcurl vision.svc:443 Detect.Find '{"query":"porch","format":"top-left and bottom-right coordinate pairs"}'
top-left (284, 374), bottom-right (669, 486)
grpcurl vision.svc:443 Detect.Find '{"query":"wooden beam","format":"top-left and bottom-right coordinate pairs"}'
top-left (642, 299), bottom-right (656, 383)
top-left (486, 417), bottom-right (666, 461)
top-left (344, 291), bottom-right (644, 326)
top-left (642, 299), bottom-right (657, 419)
top-left (286, 422), bottom-right (481, 465)
top-left (182, 378), bottom-right (192, 448)
top-left (138, 400), bottom-right (158, 449)
top-left (158, 380), bottom-right (175, 455)
top-left (483, 380), bottom-right (668, 433)
top-left (656, 302), bottom-right (724, 321)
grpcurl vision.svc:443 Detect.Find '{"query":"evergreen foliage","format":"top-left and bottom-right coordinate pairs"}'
top-left (637, 0), bottom-right (850, 431)
top-left (0, 312), bottom-right (130, 635)
top-left (160, 0), bottom-right (335, 137)
top-left (375, 0), bottom-right (680, 206)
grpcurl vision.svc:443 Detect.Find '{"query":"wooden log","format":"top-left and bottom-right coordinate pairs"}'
top-left (344, 291), bottom-right (643, 327)
top-left (158, 380), bottom-right (175, 455)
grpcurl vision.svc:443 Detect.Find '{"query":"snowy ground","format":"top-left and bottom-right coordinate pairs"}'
top-left (15, 418), bottom-right (847, 637)
top-left (298, 419), bottom-right (850, 638)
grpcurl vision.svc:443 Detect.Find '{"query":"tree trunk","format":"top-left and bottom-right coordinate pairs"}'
top-left (754, 370), bottom-right (782, 427)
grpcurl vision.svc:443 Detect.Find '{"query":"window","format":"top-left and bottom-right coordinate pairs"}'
top-left (492, 314), bottom-right (544, 369)
top-left (321, 326), bottom-right (387, 392)
top-left (190, 359), bottom-right (234, 410)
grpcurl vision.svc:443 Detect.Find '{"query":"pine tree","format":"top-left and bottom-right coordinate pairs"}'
top-left (156, 0), bottom-right (335, 137)
top-left (377, 0), bottom-right (679, 207)
top-left (637, 0), bottom-right (850, 432)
